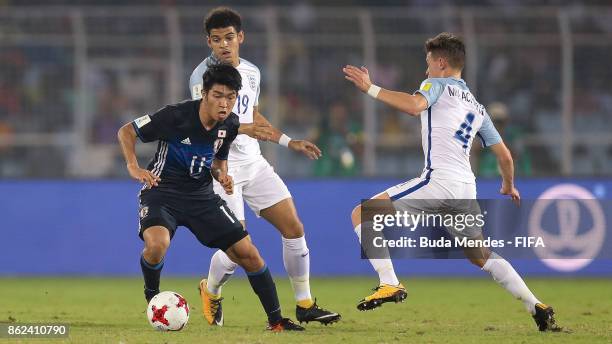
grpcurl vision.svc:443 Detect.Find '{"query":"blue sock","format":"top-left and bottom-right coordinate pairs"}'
top-left (247, 265), bottom-right (282, 324)
top-left (140, 254), bottom-right (164, 294)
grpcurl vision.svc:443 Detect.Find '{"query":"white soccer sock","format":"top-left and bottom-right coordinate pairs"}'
top-left (282, 236), bottom-right (312, 302)
top-left (207, 250), bottom-right (238, 296)
top-left (354, 224), bottom-right (400, 286)
top-left (482, 252), bottom-right (541, 314)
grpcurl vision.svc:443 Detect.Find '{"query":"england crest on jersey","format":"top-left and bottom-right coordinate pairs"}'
top-left (247, 74), bottom-right (257, 91)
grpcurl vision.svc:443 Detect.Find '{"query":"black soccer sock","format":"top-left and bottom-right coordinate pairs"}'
top-left (140, 254), bottom-right (164, 294)
top-left (247, 265), bottom-right (282, 324)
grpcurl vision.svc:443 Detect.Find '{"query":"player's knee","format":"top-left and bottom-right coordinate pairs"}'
top-left (235, 245), bottom-right (264, 272)
top-left (281, 219), bottom-right (304, 239)
top-left (144, 237), bottom-right (170, 261)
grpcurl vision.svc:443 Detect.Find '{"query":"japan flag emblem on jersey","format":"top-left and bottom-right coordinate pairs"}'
top-left (218, 130), bottom-right (226, 138)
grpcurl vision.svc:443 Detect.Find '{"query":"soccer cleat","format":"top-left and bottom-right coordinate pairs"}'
top-left (198, 279), bottom-right (224, 326)
top-left (296, 299), bottom-right (341, 325)
top-left (357, 283), bottom-right (407, 311)
top-left (266, 318), bottom-right (305, 332)
top-left (144, 287), bottom-right (159, 304)
top-left (533, 303), bottom-right (562, 332)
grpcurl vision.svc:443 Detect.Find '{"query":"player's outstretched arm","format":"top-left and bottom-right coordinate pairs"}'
top-left (343, 65), bottom-right (428, 116)
top-left (490, 141), bottom-right (520, 206)
top-left (250, 107), bottom-right (322, 160)
top-left (238, 122), bottom-right (275, 141)
top-left (117, 123), bottom-right (160, 188)
top-left (211, 159), bottom-right (233, 195)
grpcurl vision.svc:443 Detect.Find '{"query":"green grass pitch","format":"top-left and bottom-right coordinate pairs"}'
top-left (1, 277), bottom-right (611, 343)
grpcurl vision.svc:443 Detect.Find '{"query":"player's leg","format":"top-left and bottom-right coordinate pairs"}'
top-left (138, 191), bottom-right (178, 303)
top-left (463, 241), bottom-right (561, 331)
top-left (259, 199), bottom-right (310, 302)
top-left (259, 198), bottom-right (340, 324)
top-left (244, 159), bottom-right (340, 324)
top-left (187, 197), bottom-right (303, 331)
top-left (351, 191), bottom-right (406, 310)
top-left (141, 226), bottom-right (171, 302)
top-left (202, 180), bottom-right (244, 300)
top-left (224, 236), bottom-right (302, 331)
top-left (451, 182), bottom-right (561, 332)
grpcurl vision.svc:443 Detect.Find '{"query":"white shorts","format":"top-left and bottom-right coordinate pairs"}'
top-left (386, 176), bottom-right (481, 238)
top-left (213, 156), bottom-right (291, 221)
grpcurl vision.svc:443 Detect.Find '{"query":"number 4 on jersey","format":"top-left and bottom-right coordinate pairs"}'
top-left (454, 113), bottom-right (475, 149)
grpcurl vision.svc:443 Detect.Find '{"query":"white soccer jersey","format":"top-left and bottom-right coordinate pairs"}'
top-left (414, 77), bottom-right (502, 184)
top-left (190, 56), bottom-right (262, 166)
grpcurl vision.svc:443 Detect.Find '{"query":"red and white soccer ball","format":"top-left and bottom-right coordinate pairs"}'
top-left (146, 291), bottom-right (190, 331)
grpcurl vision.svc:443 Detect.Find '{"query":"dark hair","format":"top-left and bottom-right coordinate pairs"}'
top-left (205, 7), bottom-right (242, 35)
top-left (202, 64), bottom-right (242, 94)
top-left (425, 32), bottom-right (465, 70)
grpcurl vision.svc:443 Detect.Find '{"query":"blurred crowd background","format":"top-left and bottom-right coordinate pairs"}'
top-left (1, 0), bottom-right (611, 179)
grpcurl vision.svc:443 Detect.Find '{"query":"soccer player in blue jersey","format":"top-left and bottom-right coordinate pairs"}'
top-left (189, 7), bottom-right (340, 326)
top-left (118, 64), bottom-right (303, 331)
top-left (343, 33), bottom-right (561, 332)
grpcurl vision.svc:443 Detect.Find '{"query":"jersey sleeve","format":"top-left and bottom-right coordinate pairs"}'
top-left (476, 112), bottom-right (503, 147)
top-left (254, 70), bottom-right (261, 107)
top-left (131, 105), bottom-right (178, 143)
top-left (189, 62), bottom-right (207, 100)
top-left (214, 114), bottom-right (240, 160)
top-left (414, 78), bottom-right (445, 107)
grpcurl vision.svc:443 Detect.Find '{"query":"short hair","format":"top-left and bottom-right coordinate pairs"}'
top-left (425, 32), bottom-right (465, 70)
top-left (204, 7), bottom-right (242, 35)
top-left (202, 64), bottom-right (242, 94)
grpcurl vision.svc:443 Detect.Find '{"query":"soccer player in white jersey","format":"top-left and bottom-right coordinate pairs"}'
top-left (343, 32), bottom-right (560, 332)
top-left (189, 7), bottom-right (340, 326)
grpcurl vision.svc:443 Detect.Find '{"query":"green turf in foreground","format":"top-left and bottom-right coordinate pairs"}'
top-left (0, 277), bottom-right (610, 343)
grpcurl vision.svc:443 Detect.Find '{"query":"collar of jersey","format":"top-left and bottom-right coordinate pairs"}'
top-left (207, 53), bottom-right (241, 69)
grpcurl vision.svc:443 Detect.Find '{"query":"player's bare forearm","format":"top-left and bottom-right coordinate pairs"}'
top-left (210, 159), bottom-right (228, 181)
top-left (376, 90), bottom-right (428, 116)
top-left (117, 123), bottom-right (160, 187)
top-left (253, 111), bottom-right (282, 142)
top-left (491, 142), bottom-right (514, 186)
top-left (342, 64), bottom-right (426, 116)
top-left (117, 123), bottom-right (139, 168)
top-left (211, 159), bottom-right (233, 195)
top-left (490, 142), bottom-right (520, 205)
top-left (256, 109), bottom-right (321, 159)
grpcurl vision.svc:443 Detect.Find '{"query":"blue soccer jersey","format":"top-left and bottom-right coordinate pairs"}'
top-left (132, 99), bottom-right (239, 197)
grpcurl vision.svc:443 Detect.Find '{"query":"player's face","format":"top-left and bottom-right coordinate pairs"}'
top-left (203, 84), bottom-right (238, 122)
top-left (207, 27), bottom-right (244, 67)
top-left (425, 51), bottom-right (445, 78)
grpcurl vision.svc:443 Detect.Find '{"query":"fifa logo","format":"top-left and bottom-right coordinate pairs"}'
top-left (528, 184), bottom-right (606, 272)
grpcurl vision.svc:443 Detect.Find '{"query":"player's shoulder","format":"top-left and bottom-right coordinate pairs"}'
top-left (224, 112), bottom-right (240, 128)
top-left (164, 99), bottom-right (198, 118)
top-left (190, 58), bottom-right (211, 80)
top-left (238, 58), bottom-right (260, 76)
top-left (421, 77), bottom-right (469, 91)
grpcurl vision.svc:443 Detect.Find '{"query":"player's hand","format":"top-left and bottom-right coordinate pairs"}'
top-left (500, 184), bottom-right (521, 206)
top-left (239, 123), bottom-right (275, 141)
top-left (343, 65), bottom-right (372, 93)
top-left (127, 164), bottom-right (160, 189)
top-left (288, 139), bottom-right (322, 160)
top-left (217, 174), bottom-right (234, 195)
